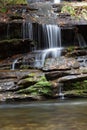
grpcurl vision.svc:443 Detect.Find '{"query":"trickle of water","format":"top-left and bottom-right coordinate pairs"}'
top-left (76, 33), bottom-right (87, 47)
top-left (22, 22), bottom-right (33, 40)
top-left (11, 59), bottom-right (18, 70)
top-left (58, 83), bottom-right (64, 99)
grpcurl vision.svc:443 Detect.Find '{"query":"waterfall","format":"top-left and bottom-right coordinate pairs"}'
top-left (58, 84), bottom-right (64, 99)
top-left (34, 24), bottom-right (62, 68)
top-left (11, 59), bottom-right (18, 70)
top-left (43, 24), bottom-right (61, 48)
top-left (22, 22), bottom-right (33, 40)
top-left (76, 33), bottom-right (87, 47)
top-left (22, 23), bottom-right (62, 68)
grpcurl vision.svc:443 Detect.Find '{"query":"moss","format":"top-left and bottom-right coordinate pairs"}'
top-left (61, 4), bottom-right (87, 20)
top-left (67, 46), bottom-right (75, 52)
top-left (20, 65), bottom-right (30, 69)
top-left (61, 5), bottom-right (76, 17)
top-left (17, 74), bottom-right (52, 97)
top-left (64, 80), bottom-right (87, 91)
top-left (64, 89), bottom-right (87, 97)
top-left (28, 73), bottom-right (37, 77)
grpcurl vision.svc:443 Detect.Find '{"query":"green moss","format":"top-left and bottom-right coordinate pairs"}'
top-left (0, 39), bottom-right (19, 44)
top-left (61, 5), bottom-right (76, 17)
top-left (64, 80), bottom-right (87, 91)
top-left (61, 4), bottom-right (87, 20)
top-left (67, 46), bottom-right (75, 52)
top-left (28, 73), bottom-right (37, 77)
top-left (17, 75), bottom-right (52, 96)
top-left (64, 89), bottom-right (87, 97)
top-left (20, 65), bottom-right (30, 69)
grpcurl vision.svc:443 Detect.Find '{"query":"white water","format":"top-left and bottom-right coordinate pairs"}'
top-left (43, 24), bottom-right (61, 48)
top-left (34, 48), bottom-right (62, 68)
top-left (22, 23), bottom-right (62, 68)
top-left (34, 24), bottom-right (62, 68)
top-left (12, 59), bottom-right (18, 70)
top-left (58, 85), bottom-right (64, 99)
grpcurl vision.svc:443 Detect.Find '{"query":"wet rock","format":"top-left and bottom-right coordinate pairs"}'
top-left (0, 39), bottom-right (35, 59)
top-left (17, 75), bottom-right (41, 87)
top-left (0, 79), bottom-right (16, 92)
top-left (66, 49), bottom-right (87, 57)
top-left (0, 92), bottom-right (45, 102)
top-left (64, 90), bottom-right (87, 98)
top-left (58, 74), bottom-right (87, 83)
top-left (76, 55), bottom-right (87, 67)
top-left (43, 57), bottom-right (80, 71)
top-left (45, 71), bottom-right (69, 80)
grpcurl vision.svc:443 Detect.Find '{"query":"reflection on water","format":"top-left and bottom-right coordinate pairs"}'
top-left (0, 99), bottom-right (87, 130)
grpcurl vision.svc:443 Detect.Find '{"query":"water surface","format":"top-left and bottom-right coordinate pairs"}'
top-left (0, 99), bottom-right (87, 130)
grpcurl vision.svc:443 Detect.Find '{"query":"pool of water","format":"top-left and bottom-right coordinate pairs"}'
top-left (0, 99), bottom-right (87, 130)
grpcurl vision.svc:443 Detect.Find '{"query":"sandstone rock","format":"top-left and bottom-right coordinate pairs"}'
top-left (58, 74), bottom-right (87, 83)
top-left (45, 71), bottom-right (69, 80)
top-left (43, 56), bottom-right (80, 71)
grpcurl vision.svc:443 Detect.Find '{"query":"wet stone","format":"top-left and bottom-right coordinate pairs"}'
top-left (0, 79), bottom-right (15, 92)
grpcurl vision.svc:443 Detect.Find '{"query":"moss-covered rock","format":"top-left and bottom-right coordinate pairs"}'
top-left (64, 80), bottom-right (87, 91)
top-left (17, 73), bottom-right (52, 97)
top-left (64, 89), bottom-right (87, 98)
top-left (64, 80), bottom-right (87, 97)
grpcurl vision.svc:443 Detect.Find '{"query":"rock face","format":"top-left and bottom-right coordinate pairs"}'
top-left (0, 70), bottom-right (53, 102)
top-left (43, 57), bottom-right (80, 71)
top-left (0, 39), bottom-right (35, 59)
top-left (0, 46), bottom-right (87, 102)
top-left (0, 56), bottom-right (87, 102)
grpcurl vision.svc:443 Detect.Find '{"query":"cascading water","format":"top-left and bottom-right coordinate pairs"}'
top-left (11, 59), bottom-right (18, 70)
top-left (58, 84), bottom-right (64, 99)
top-left (44, 24), bottom-right (61, 48)
top-left (22, 22), bottom-right (62, 68)
top-left (34, 24), bottom-right (62, 68)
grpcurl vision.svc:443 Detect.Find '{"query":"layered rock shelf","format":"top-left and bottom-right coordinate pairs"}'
top-left (0, 49), bottom-right (87, 102)
top-left (0, 1), bottom-right (87, 102)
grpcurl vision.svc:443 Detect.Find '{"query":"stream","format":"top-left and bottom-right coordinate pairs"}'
top-left (0, 99), bottom-right (87, 130)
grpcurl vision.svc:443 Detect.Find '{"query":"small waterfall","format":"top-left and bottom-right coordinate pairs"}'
top-left (43, 24), bottom-right (61, 48)
top-left (58, 84), bottom-right (64, 99)
top-left (22, 23), bottom-right (62, 68)
top-left (22, 22), bottom-right (33, 40)
top-left (11, 59), bottom-right (18, 70)
top-left (76, 33), bottom-right (87, 47)
top-left (34, 24), bottom-right (62, 68)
